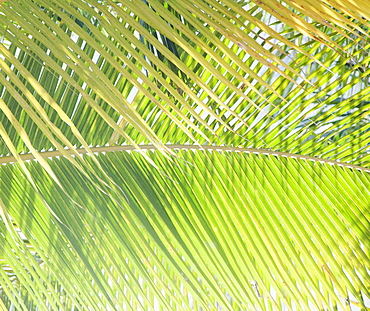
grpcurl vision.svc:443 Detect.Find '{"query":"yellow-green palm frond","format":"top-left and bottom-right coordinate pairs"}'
top-left (1, 150), bottom-right (370, 310)
top-left (0, 0), bottom-right (369, 310)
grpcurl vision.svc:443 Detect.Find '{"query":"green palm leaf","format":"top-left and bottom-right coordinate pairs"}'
top-left (0, 0), bottom-right (369, 310)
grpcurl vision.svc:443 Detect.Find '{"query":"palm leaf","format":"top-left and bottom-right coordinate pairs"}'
top-left (0, 0), bottom-right (369, 310)
top-left (1, 150), bottom-right (370, 310)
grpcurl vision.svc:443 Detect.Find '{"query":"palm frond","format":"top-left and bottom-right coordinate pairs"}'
top-left (0, 0), bottom-right (369, 310)
top-left (1, 150), bottom-right (370, 310)
top-left (0, 0), bottom-right (368, 164)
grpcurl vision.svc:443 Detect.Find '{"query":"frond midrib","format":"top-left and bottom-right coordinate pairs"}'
top-left (1, 144), bottom-right (369, 173)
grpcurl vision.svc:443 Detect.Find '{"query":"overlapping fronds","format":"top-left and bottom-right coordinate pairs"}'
top-left (0, 0), bottom-right (369, 310)
top-left (0, 0), bottom-right (369, 165)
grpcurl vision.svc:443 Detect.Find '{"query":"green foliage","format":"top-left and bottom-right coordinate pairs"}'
top-left (0, 0), bottom-right (369, 310)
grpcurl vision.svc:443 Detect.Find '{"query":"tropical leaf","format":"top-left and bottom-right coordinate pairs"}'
top-left (1, 150), bottom-right (370, 310)
top-left (0, 0), bottom-right (369, 310)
